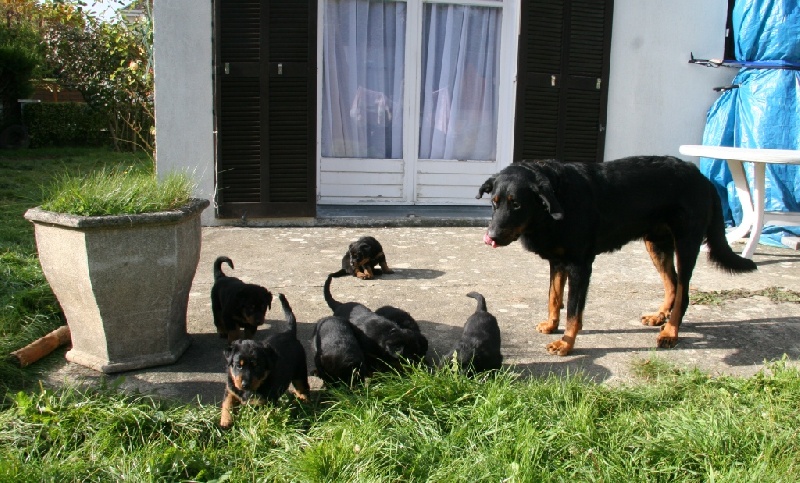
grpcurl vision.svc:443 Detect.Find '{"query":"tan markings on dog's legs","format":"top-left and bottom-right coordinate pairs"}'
top-left (290, 379), bottom-right (311, 403)
top-left (642, 240), bottom-right (676, 326)
top-left (546, 312), bottom-right (582, 356)
top-left (364, 263), bottom-right (375, 280)
top-left (220, 390), bottom-right (238, 428)
top-left (656, 282), bottom-right (685, 348)
top-left (537, 268), bottom-right (566, 334)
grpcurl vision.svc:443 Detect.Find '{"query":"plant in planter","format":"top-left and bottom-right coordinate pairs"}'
top-left (24, 166), bottom-right (209, 373)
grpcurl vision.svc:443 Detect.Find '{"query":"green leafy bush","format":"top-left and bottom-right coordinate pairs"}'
top-left (22, 102), bottom-right (108, 147)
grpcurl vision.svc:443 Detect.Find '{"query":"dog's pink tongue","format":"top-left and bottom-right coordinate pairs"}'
top-left (483, 232), bottom-right (497, 248)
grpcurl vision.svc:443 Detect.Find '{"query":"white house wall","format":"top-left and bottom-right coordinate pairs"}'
top-left (154, 0), bottom-right (736, 225)
top-left (605, 0), bottom-right (735, 160)
top-left (153, 0), bottom-right (216, 225)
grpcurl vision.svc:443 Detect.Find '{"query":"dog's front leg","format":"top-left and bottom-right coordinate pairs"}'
top-left (220, 390), bottom-right (240, 429)
top-left (642, 238), bottom-right (677, 326)
top-left (546, 262), bottom-right (591, 356)
top-left (537, 262), bottom-right (567, 334)
top-left (356, 262), bottom-right (374, 279)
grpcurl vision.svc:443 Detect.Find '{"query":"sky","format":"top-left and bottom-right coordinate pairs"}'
top-left (83, 1), bottom-right (128, 21)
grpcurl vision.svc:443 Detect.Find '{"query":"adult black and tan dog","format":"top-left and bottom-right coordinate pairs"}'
top-left (477, 156), bottom-right (757, 356)
top-left (342, 236), bottom-right (394, 279)
top-left (220, 294), bottom-right (310, 428)
top-left (446, 292), bottom-right (502, 373)
top-left (211, 256), bottom-right (273, 343)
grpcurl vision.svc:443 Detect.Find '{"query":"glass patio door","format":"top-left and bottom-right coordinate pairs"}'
top-left (319, 0), bottom-right (512, 205)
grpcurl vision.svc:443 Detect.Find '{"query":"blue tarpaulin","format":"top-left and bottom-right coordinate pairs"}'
top-left (699, 0), bottom-right (800, 247)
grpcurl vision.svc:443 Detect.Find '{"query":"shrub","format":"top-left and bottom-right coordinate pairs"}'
top-left (22, 102), bottom-right (108, 147)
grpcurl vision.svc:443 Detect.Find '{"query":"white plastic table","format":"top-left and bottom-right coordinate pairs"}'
top-left (679, 145), bottom-right (800, 259)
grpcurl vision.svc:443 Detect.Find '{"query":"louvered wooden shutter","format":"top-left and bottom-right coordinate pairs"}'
top-left (514, 0), bottom-right (613, 163)
top-left (215, 0), bottom-right (317, 218)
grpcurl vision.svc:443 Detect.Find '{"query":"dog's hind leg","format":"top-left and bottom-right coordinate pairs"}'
top-left (656, 237), bottom-right (701, 349)
top-left (537, 262), bottom-right (567, 334)
top-left (546, 262), bottom-right (591, 356)
top-left (290, 378), bottom-right (311, 403)
top-left (642, 234), bottom-right (678, 327)
top-left (377, 252), bottom-right (394, 274)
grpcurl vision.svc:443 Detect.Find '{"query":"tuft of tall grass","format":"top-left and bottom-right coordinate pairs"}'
top-left (40, 166), bottom-right (195, 216)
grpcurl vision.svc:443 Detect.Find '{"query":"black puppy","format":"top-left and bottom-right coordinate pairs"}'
top-left (323, 271), bottom-right (419, 372)
top-left (211, 256), bottom-right (273, 343)
top-left (342, 236), bottom-right (394, 279)
top-left (446, 292), bottom-right (502, 374)
top-left (220, 293), bottom-right (310, 428)
top-left (374, 305), bottom-right (429, 363)
top-left (310, 315), bottom-right (365, 385)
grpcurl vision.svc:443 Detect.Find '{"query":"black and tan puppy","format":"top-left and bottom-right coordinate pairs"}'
top-left (311, 315), bottom-right (365, 385)
top-left (342, 236), bottom-right (394, 279)
top-left (446, 292), bottom-right (502, 374)
top-left (323, 271), bottom-right (420, 372)
top-left (211, 256), bottom-right (273, 343)
top-left (374, 305), bottom-right (429, 363)
top-left (220, 293), bottom-right (310, 428)
top-left (478, 156), bottom-right (757, 356)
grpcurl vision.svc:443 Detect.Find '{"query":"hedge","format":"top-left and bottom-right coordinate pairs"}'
top-left (22, 102), bottom-right (109, 148)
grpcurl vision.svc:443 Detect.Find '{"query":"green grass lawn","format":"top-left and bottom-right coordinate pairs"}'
top-left (1, 148), bottom-right (799, 482)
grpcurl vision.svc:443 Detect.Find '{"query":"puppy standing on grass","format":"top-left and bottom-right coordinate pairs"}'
top-left (211, 256), bottom-right (273, 343)
top-left (447, 292), bottom-right (503, 374)
top-left (342, 236), bottom-right (394, 279)
top-left (220, 293), bottom-right (310, 429)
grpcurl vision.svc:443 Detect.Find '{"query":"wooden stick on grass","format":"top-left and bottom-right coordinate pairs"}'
top-left (8, 325), bottom-right (71, 368)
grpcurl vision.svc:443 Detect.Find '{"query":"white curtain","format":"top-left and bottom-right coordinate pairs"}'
top-left (322, 1), bottom-right (500, 161)
top-left (321, 0), bottom-right (406, 159)
top-left (419, 4), bottom-right (500, 161)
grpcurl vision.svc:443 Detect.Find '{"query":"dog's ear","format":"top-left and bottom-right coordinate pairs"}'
top-left (476, 176), bottom-right (495, 199)
top-left (223, 343), bottom-right (235, 364)
top-left (265, 290), bottom-right (273, 310)
top-left (530, 175), bottom-right (564, 220)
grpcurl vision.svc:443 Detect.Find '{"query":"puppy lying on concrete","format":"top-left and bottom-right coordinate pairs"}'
top-left (311, 315), bottom-right (365, 385)
top-left (374, 305), bottom-right (428, 364)
top-left (341, 236), bottom-right (394, 280)
top-left (323, 271), bottom-right (421, 373)
top-left (446, 292), bottom-right (503, 374)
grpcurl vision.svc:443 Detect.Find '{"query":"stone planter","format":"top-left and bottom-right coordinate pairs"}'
top-left (24, 198), bottom-right (210, 373)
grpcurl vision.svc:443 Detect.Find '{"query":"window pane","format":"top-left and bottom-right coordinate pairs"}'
top-left (321, 0), bottom-right (406, 159)
top-left (419, 4), bottom-right (501, 161)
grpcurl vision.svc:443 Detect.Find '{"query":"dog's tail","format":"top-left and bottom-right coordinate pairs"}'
top-left (214, 256), bottom-right (234, 280)
top-left (466, 291), bottom-right (488, 312)
top-left (277, 293), bottom-right (297, 336)
top-left (705, 189), bottom-right (757, 274)
top-left (323, 270), bottom-right (348, 311)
